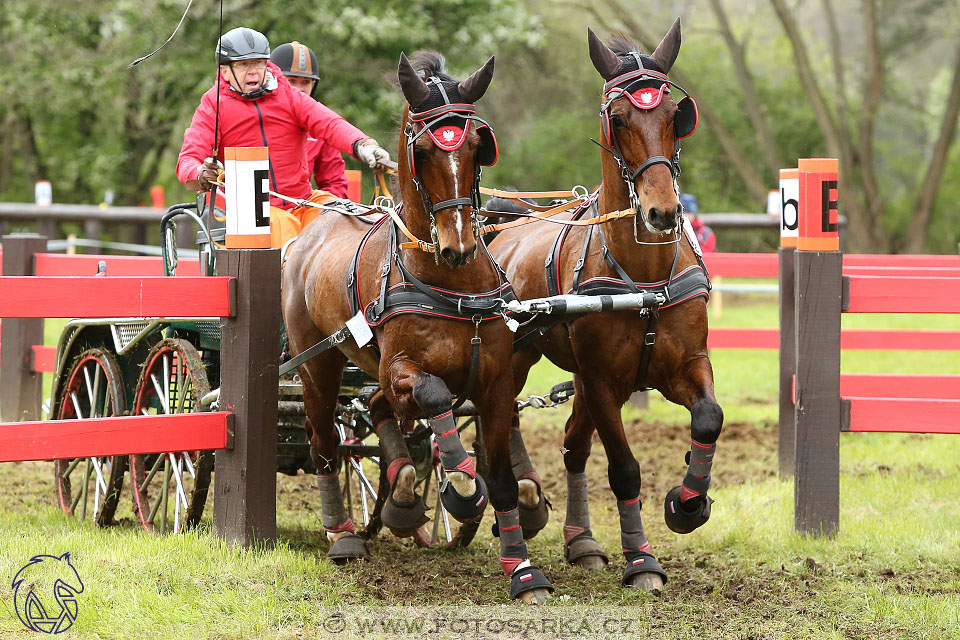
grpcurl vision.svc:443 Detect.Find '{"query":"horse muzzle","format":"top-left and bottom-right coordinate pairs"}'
top-left (645, 203), bottom-right (682, 233)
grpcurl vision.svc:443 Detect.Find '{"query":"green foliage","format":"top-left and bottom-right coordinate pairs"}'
top-left (0, 0), bottom-right (541, 206)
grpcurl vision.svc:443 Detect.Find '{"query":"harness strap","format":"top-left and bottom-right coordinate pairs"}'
top-left (633, 307), bottom-right (660, 391)
top-left (279, 326), bottom-right (350, 377)
top-left (595, 225), bottom-right (641, 294)
top-left (571, 211), bottom-right (596, 293)
top-left (451, 330), bottom-right (481, 412)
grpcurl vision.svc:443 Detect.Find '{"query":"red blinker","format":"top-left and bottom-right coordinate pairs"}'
top-left (427, 124), bottom-right (469, 151)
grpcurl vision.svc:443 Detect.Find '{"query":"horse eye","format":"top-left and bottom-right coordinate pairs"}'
top-left (610, 114), bottom-right (627, 129)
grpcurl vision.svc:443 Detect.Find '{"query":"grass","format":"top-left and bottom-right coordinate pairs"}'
top-left (2, 293), bottom-right (959, 638)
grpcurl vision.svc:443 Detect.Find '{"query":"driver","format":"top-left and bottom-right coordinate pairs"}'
top-left (270, 41), bottom-right (349, 199)
top-left (176, 27), bottom-right (390, 247)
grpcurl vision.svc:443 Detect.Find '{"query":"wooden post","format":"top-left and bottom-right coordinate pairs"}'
top-left (37, 219), bottom-right (56, 241)
top-left (793, 159), bottom-right (841, 536)
top-left (777, 246), bottom-right (795, 477)
top-left (778, 168), bottom-right (798, 478)
top-left (214, 248), bottom-right (280, 547)
top-left (83, 219), bottom-right (102, 248)
top-left (1, 234), bottom-right (47, 421)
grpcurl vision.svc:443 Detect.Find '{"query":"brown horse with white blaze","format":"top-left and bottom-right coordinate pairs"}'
top-left (281, 51), bottom-right (552, 602)
top-left (489, 19), bottom-right (723, 590)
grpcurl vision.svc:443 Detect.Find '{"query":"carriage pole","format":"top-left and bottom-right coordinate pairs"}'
top-left (777, 170), bottom-right (798, 478)
top-left (792, 158), bottom-right (841, 536)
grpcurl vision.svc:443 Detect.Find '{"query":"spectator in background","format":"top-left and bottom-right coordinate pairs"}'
top-left (679, 193), bottom-right (716, 253)
top-left (270, 41), bottom-right (349, 198)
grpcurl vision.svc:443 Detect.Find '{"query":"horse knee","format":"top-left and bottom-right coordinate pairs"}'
top-left (608, 457), bottom-right (641, 502)
top-left (412, 373), bottom-right (452, 416)
top-left (690, 397), bottom-right (723, 444)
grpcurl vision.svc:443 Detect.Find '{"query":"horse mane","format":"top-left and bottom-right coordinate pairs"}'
top-left (605, 33), bottom-right (665, 75)
top-left (408, 50), bottom-right (458, 82)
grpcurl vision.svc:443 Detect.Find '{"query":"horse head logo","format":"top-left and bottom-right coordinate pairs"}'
top-left (12, 553), bottom-right (84, 634)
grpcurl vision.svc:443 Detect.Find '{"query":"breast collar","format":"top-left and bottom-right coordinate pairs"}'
top-left (346, 208), bottom-right (516, 338)
top-left (543, 191), bottom-right (711, 309)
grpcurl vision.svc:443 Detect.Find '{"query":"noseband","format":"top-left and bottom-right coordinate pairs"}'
top-left (599, 57), bottom-right (698, 238)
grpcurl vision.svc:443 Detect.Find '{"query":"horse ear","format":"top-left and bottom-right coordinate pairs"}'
top-left (398, 52), bottom-right (431, 107)
top-left (457, 56), bottom-right (495, 104)
top-left (588, 28), bottom-right (622, 80)
top-left (650, 18), bottom-right (682, 73)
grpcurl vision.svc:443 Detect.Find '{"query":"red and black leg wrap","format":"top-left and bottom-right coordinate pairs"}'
top-left (430, 411), bottom-right (476, 478)
top-left (664, 440), bottom-right (716, 534)
top-left (496, 508), bottom-right (554, 599)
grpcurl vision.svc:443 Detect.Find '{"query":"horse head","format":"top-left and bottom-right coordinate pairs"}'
top-left (397, 51), bottom-right (498, 267)
top-left (589, 19), bottom-right (697, 234)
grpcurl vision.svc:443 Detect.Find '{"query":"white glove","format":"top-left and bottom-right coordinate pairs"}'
top-left (355, 139), bottom-right (391, 168)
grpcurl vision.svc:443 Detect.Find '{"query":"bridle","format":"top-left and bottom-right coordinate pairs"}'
top-left (403, 77), bottom-right (498, 257)
top-left (598, 55), bottom-right (698, 242)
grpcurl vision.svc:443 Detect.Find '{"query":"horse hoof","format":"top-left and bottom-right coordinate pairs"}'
top-left (626, 572), bottom-right (664, 592)
top-left (327, 532), bottom-right (371, 565)
top-left (510, 565), bottom-right (554, 602)
top-left (381, 494), bottom-right (429, 536)
top-left (517, 588), bottom-right (552, 604)
top-left (517, 479), bottom-right (549, 539)
top-left (621, 551), bottom-right (668, 589)
top-left (393, 463), bottom-right (417, 503)
top-left (574, 555), bottom-right (607, 570)
top-left (413, 524), bottom-right (434, 548)
top-left (564, 530), bottom-right (609, 569)
top-left (440, 475), bottom-right (488, 523)
top-left (663, 485), bottom-right (714, 534)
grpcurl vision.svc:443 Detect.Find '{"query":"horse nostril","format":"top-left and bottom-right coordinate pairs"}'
top-left (674, 203), bottom-right (684, 216)
top-left (648, 206), bottom-right (662, 220)
top-left (441, 247), bottom-right (469, 267)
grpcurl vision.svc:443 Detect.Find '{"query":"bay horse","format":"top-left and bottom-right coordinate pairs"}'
top-left (489, 19), bottom-right (723, 590)
top-left (282, 51), bottom-right (552, 602)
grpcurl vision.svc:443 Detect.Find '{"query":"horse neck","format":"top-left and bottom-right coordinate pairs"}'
top-left (597, 151), bottom-right (685, 281)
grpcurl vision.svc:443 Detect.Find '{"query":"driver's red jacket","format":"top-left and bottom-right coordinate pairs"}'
top-left (177, 62), bottom-right (366, 210)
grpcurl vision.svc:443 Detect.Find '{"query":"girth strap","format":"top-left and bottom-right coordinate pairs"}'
top-left (633, 307), bottom-right (659, 391)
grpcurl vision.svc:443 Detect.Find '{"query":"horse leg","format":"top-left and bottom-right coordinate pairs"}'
top-left (480, 372), bottom-right (553, 603)
top-left (561, 376), bottom-right (609, 570)
top-left (300, 350), bottom-right (370, 563)
top-left (581, 377), bottom-right (667, 591)
top-left (367, 390), bottom-right (429, 538)
top-left (661, 357), bottom-right (724, 534)
top-left (508, 347), bottom-right (550, 539)
top-left (385, 358), bottom-right (488, 522)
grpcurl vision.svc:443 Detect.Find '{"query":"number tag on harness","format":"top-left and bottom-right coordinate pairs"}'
top-left (346, 311), bottom-right (373, 348)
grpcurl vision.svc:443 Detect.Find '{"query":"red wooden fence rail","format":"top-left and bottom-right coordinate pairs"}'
top-left (0, 233), bottom-right (280, 548)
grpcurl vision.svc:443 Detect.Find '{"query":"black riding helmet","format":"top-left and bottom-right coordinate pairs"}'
top-left (271, 41), bottom-right (320, 97)
top-left (215, 27), bottom-right (271, 99)
top-left (216, 27), bottom-right (270, 63)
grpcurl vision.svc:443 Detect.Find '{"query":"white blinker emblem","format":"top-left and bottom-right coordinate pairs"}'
top-left (443, 130), bottom-right (456, 142)
top-left (640, 91), bottom-right (653, 104)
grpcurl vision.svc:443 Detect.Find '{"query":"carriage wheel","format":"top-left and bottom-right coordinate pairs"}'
top-left (129, 339), bottom-right (213, 534)
top-left (53, 348), bottom-right (128, 526)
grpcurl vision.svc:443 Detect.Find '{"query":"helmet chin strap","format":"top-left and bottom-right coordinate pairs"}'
top-left (229, 65), bottom-right (268, 99)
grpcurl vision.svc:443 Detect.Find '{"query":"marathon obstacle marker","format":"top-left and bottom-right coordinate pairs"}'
top-left (783, 158), bottom-right (960, 536)
top-left (224, 146), bottom-right (272, 248)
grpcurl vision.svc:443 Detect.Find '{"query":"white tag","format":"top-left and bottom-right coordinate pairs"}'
top-left (345, 311), bottom-right (373, 348)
